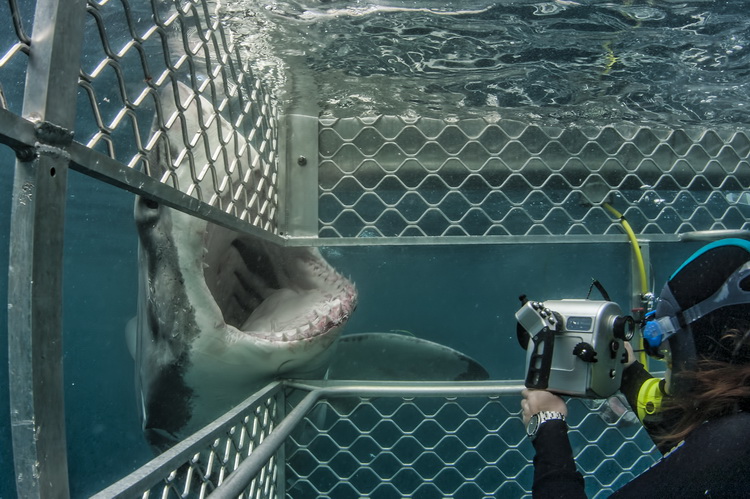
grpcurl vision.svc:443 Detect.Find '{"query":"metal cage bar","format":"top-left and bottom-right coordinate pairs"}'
top-left (6, 1), bottom-right (87, 498)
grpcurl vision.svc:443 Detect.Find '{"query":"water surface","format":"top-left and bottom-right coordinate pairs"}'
top-left (226, 0), bottom-right (750, 125)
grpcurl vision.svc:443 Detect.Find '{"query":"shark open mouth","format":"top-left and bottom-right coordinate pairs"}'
top-left (132, 80), bottom-right (362, 448)
top-left (201, 224), bottom-right (357, 343)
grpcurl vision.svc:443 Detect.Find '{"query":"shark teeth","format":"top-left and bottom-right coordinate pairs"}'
top-left (252, 288), bottom-right (356, 342)
top-left (203, 231), bottom-right (357, 343)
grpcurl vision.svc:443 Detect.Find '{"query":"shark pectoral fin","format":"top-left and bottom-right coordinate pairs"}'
top-left (126, 316), bottom-right (137, 359)
top-left (326, 332), bottom-right (490, 381)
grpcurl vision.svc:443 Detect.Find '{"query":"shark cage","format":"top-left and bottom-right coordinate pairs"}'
top-left (1, 0), bottom-right (749, 498)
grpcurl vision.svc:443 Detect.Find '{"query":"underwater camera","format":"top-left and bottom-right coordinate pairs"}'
top-left (516, 297), bottom-right (635, 398)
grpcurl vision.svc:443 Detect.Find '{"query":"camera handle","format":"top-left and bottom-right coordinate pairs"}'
top-left (516, 299), bottom-right (563, 390)
top-left (526, 325), bottom-right (557, 389)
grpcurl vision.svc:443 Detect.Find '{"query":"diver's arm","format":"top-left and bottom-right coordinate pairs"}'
top-left (522, 390), bottom-right (586, 498)
top-left (530, 420), bottom-right (586, 498)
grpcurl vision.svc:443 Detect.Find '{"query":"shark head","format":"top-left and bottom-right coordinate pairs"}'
top-left (132, 82), bottom-right (357, 450)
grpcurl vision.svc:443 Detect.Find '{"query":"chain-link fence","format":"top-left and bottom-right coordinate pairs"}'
top-left (319, 116), bottom-right (750, 240)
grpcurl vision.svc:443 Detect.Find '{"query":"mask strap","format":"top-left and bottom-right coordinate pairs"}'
top-left (678, 263), bottom-right (750, 328)
top-left (646, 263), bottom-right (750, 350)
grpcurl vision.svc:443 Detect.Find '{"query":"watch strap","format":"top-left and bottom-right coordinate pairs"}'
top-left (527, 410), bottom-right (566, 440)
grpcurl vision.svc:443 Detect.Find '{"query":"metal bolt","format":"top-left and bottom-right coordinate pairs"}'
top-left (15, 146), bottom-right (35, 162)
top-left (297, 156), bottom-right (307, 166)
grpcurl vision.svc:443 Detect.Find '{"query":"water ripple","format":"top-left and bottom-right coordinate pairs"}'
top-left (226, 0), bottom-right (750, 125)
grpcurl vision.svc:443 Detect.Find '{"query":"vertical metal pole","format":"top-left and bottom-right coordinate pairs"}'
top-left (277, 58), bottom-right (319, 239)
top-left (275, 388), bottom-right (287, 499)
top-left (7, 0), bottom-right (87, 498)
top-left (280, 113), bottom-right (320, 238)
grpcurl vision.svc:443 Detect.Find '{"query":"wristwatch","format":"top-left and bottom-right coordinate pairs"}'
top-left (526, 411), bottom-right (566, 441)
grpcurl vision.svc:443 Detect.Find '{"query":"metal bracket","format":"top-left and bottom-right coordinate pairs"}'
top-left (34, 119), bottom-right (74, 147)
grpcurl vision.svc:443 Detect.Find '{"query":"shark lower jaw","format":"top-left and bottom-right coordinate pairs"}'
top-left (201, 224), bottom-right (357, 345)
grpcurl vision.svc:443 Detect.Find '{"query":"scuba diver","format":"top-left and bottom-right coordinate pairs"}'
top-left (521, 238), bottom-right (750, 497)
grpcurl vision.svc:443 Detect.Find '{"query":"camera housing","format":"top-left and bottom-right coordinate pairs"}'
top-left (516, 299), bottom-right (634, 399)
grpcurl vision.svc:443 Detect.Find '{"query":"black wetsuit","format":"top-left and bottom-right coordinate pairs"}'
top-left (530, 362), bottom-right (750, 498)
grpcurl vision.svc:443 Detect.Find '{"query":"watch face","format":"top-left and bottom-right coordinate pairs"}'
top-left (527, 411), bottom-right (565, 440)
top-left (527, 414), bottom-right (540, 437)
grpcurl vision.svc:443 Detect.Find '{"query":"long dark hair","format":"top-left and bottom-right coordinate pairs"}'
top-left (656, 319), bottom-right (750, 449)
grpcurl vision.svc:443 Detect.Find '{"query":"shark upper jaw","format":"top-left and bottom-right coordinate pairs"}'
top-left (200, 220), bottom-right (357, 348)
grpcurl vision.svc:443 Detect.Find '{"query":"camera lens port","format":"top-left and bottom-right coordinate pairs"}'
top-left (613, 315), bottom-right (635, 341)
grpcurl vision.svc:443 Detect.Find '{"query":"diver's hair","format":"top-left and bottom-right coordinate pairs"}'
top-left (656, 325), bottom-right (750, 449)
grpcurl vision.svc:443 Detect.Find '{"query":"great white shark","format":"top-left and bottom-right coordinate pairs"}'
top-left (131, 82), bottom-right (487, 451)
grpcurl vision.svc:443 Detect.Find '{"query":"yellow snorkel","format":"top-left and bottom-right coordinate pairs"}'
top-left (582, 181), bottom-right (652, 366)
top-left (602, 202), bottom-right (651, 367)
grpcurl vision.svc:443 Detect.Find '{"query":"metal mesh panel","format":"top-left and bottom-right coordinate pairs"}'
top-left (286, 394), bottom-right (659, 498)
top-left (93, 383), bottom-right (284, 499)
top-left (319, 116), bottom-right (750, 239)
top-left (76, 0), bottom-right (280, 232)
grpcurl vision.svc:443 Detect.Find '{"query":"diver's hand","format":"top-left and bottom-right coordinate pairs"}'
top-left (521, 389), bottom-right (568, 425)
top-left (623, 341), bottom-right (636, 367)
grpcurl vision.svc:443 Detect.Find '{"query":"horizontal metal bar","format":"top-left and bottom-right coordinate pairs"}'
top-left (0, 111), bottom-right (700, 251)
top-left (4, 111), bottom-right (680, 249)
top-left (318, 154), bottom-right (750, 189)
top-left (286, 379), bottom-right (527, 397)
top-left (0, 108), bottom-right (37, 154)
top-left (283, 233), bottom-right (683, 247)
top-left (65, 140), bottom-right (286, 245)
top-left (91, 381), bottom-right (285, 499)
top-left (0, 111), bottom-right (698, 251)
top-left (93, 379), bottom-right (529, 499)
top-left (679, 229), bottom-right (750, 241)
top-left (5, 110), bottom-right (687, 251)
